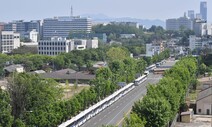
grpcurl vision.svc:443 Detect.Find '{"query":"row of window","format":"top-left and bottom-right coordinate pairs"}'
top-left (39, 51), bottom-right (62, 55)
top-left (38, 47), bottom-right (66, 50)
top-left (39, 42), bottom-right (67, 46)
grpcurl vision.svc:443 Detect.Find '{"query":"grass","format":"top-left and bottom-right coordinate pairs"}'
top-left (62, 84), bottom-right (90, 100)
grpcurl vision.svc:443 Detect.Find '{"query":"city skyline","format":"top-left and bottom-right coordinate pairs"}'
top-left (0, 0), bottom-right (211, 23)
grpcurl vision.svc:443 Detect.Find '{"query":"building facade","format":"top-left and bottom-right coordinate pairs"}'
top-left (42, 16), bottom-right (92, 39)
top-left (0, 31), bottom-right (20, 53)
top-left (4, 20), bottom-right (40, 38)
top-left (196, 87), bottom-right (212, 115)
top-left (188, 10), bottom-right (195, 20)
top-left (38, 37), bottom-right (70, 56)
top-left (189, 35), bottom-right (212, 51)
top-left (29, 29), bottom-right (39, 42)
top-left (200, 1), bottom-right (207, 22)
top-left (166, 15), bottom-right (193, 31)
top-left (38, 37), bottom-right (98, 56)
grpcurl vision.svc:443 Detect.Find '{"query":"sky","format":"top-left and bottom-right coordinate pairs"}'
top-left (0, 0), bottom-right (211, 23)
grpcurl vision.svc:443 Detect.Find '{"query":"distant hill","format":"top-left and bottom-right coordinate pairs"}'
top-left (81, 14), bottom-right (165, 28)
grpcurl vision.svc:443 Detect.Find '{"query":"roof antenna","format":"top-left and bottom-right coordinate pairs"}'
top-left (71, 5), bottom-right (73, 17)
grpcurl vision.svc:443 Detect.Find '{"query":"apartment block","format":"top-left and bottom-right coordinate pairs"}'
top-left (0, 31), bottom-right (20, 53)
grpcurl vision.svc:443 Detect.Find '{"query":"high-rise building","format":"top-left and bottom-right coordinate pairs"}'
top-left (200, 1), bottom-right (207, 21)
top-left (166, 15), bottom-right (193, 31)
top-left (0, 31), bottom-right (20, 53)
top-left (42, 16), bottom-right (92, 40)
top-left (4, 20), bottom-right (40, 38)
top-left (188, 10), bottom-right (195, 20)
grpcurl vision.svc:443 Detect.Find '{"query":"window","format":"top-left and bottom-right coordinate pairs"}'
top-left (198, 109), bottom-right (201, 113)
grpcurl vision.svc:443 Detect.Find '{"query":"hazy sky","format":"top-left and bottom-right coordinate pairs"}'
top-left (0, 0), bottom-right (211, 22)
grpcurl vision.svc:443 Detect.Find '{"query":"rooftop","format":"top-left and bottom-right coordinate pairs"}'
top-left (197, 86), bottom-right (212, 101)
top-left (4, 64), bottom-right (24, 73)
top-left (40, 69), bottom-right (95, 80)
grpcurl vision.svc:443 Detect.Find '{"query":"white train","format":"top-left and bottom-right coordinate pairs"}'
top-left (59, 75), bottom-right (147, 127)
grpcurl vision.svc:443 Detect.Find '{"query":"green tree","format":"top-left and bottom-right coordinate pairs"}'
top-left (7, 73), bottom-right (62, 121)
top-left (107, 47), bottom-right (130, 62)
top-left (122, 113), bottom-right (146, 127)
top-left (133, 97), bottom-right (171, 127)
top-left (136, 58), bottom-right (147, 74)
top-left (199, 63), bottom-right (207, 75)
top-left (0, 89), bottom-right (13, 127)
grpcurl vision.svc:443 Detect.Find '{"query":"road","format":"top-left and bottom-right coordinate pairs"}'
top-left (81, 60), bottom-right (176, 127)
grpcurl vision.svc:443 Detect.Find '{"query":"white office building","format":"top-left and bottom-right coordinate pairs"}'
top-left (30, 29), bottom-right (38, 42)
top-left (0, 31), bottom-right (20, 53)
top-left (38, 37), bottom-right (98, 56)
top-left (42, 16), bottom-right (92, 39)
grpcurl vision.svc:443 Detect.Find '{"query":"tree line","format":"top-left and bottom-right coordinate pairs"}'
top-left (128, 57), bottom-right (198, 127)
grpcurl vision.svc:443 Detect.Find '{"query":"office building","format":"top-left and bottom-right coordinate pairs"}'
top-left (38, 37), bottom-right (98, 56)
top-left (42, 16), bottom-right (92, 39)
top-left (200, 1), bottom-right (207, 21)
top-left (38, 37), bottom-right (70, 56)
top-left (188, 10), bottom-right (195, 20)
top-left (0, 31), bottom-right (20, 53)
top-left (4, 20), bottom-right (40, 38)
top-left (166, 15), bottom-right (193, 31)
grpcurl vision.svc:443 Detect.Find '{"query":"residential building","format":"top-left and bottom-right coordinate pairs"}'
top-left (189, 35), bottom-right (212, 51)
top-left (42, 16), bottom-right (92, 39)
top-left (146, 42), bottom-right (164, 57)
top-left (166, 14), bottom-right (193, 31)
top-left (200, 1), bottom-right (207, 21)
top-left (196, 86), bottom-right (212, 115)
top-left (188, 10), bottom-right (195, 20)
top-left (4, 20), bottom-right (40, 38)
top-left (0, 31), bottom-right (20, 53)
top-left (38, 37), bottom-right (98, 56)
